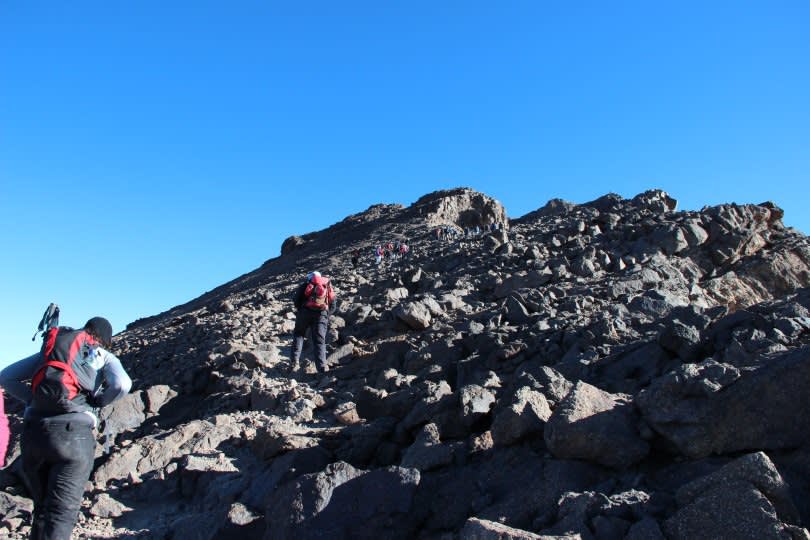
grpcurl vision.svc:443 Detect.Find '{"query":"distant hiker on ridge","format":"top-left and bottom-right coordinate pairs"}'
top-left (0, 315), bottom-right (132, 540)
top-left (291, 271), bottom-right (336, 374)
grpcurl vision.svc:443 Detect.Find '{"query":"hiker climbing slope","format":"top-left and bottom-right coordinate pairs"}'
top-left (290, 271), bottom-right (336, 374)
top-left (0, 316), bottom-right (131, 540)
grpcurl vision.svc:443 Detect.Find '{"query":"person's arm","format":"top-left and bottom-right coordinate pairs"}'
top-left (0, 353), bottom-right (42, 404)
top-left (327, 284), bottom-right (338, 314)
top-left (293, 283), bottom-right (306, 310)
top-left (93, 349), bottom-right (132, 407)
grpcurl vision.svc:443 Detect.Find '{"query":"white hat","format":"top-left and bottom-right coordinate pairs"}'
top-left (307, 271), bottom-right (321, 281)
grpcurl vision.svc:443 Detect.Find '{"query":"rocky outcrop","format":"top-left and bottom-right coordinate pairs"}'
top-left (3, 187), bottom-right (810, 539)
top-left (408, 187), bottom-right (508, 228)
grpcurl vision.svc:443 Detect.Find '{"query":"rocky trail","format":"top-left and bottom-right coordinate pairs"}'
top-left (2, 187), bottom-right (810, 539)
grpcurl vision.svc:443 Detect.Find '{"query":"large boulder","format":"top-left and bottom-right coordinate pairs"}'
top-left (491, 386), bottom-right (552, 446)
top-left (638, 347), bottom-right (810, 458)
top-left (494, 269), bottom-right (554, 299)
top-left (545, 381), bottom-right (649, 468)
top-left (93, 418), bottom-right (243, 487)
top-left (264, 462), bottom-right (421, 540)
top-left (675, 452), bottom-right (801, 527)
top-left (394, 301), bottom-right (433, 330)
top-left (665, 487), bottom-right (809, 540)
top-left (400, 423), bottom-right (454, 471)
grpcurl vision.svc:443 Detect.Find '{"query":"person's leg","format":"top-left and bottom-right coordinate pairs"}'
top-left (21, 421), bottom-right (50, 540)
top-left (290, 313), bottom-right (308, 371)
top-left (41, 422), bottom-right (96, 540)
top-left (313, 313), bottom-right (329, 373)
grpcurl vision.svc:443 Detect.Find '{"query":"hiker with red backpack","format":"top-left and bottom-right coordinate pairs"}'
top-left (290, 271), bottom-right (337, 374)
top-left (0, 315), bottom-right (132, 540)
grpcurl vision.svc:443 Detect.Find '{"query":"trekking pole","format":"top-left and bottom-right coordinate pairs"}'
top-left (32, 303), bottom-right (60, 341)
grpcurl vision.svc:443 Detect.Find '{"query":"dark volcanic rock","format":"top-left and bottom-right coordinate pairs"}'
top-left (638, 346), bottom-right (810, 458)
top-left (263, 461), bottom-right (421, 540)
top-left (545, 381), bottom-right (649, 468)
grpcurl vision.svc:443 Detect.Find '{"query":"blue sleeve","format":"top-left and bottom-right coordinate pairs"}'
top-left (0, 353), bottom-right (42, 404)
top-left (93, 349), bottom-right (132, 407)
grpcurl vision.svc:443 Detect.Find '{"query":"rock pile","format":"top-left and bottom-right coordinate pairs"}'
top-left (2, 187), bottom-right (810, 539)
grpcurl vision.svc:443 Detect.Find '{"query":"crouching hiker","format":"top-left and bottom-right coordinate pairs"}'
top-left (291, 271), bottom-right (336, 374)
top-left (0, 316), bottom-right (132, 540)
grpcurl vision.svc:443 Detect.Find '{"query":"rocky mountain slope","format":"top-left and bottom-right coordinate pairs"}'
top-left (2, 187), bottom-right (810, 539)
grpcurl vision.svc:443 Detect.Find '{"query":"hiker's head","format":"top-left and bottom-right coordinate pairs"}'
top-left (307, 271), bottom-right (321, 282)
top-left (84, 317), bottom-right (113, 348)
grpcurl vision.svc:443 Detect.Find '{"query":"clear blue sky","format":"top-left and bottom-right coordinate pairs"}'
top-left (1, 1), bottom-right (808, 367)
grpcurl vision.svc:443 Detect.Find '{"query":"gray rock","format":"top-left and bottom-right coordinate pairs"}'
top-left (386, 287), bottom-right (410, 302)
top-left (591, 342), bottom-right (673, 394)
top-left (494, 269), bottom-right (553, 299)
top-left (631, 189), bottom-right (677, 213)
top-left (638, 347), bottom-right (810, 458)
top-left (676, 452), bottom-right (801, 526)
top-left (658, 320), bottom-right (703, 362)
top-left (333, 401), bottom-right (362, 425)
top-left (505, 294), bottom-right (532, 325)
top-left (664, 484), bottom-right (806, 540)
top-left (681, 220), bottom-right (709, 246)
top-left (0, 491), bottom-right (33, 521)
top-left (99, 390), bottom-right (146, 438)
top-left (264, 462), bottom-right (421, 540)
top-left (652, 224), bottom-right (689, 255)
top-left (514, 365), bottom-right (574, 407)
top-left (400, 423), bottom-right (453, 471)
top-left (326, 342), bottom-right (355, 366)
top-left (89, 493), bottom-right (132, 518)
top-left (252, 425), bottom-right (319, 460)
top-left (545, 381), bottom-right (649, 468)
top-left (460, 384), bottom-right (496, 426)
top-left (227, 502), bottom-right (261, 526)
top-left (460, 517), bottom-right (555, 539)
top-left (491, 386), bottom-right (552, 446)
top-left (144, 384), bottom-right (178, 415)
top-left (394, 301), bottom-right (433, 330)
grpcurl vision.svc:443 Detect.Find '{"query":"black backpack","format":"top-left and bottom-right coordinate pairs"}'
top-left (30, 326), bottom-right (97, 414)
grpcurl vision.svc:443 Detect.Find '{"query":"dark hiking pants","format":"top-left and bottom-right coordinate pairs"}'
top-left (22, 416), bottom-right (96, 540)
top-left (291, 308), bottom-right (329, 372)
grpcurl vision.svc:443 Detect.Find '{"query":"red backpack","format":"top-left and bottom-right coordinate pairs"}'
top-left (304, 275), bottom-right (335, 310)
top-left (31, 327), bottom-right (95, 414)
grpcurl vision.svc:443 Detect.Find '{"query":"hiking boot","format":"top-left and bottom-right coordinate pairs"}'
top-left (303, 363), bottom-right (318, 375)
